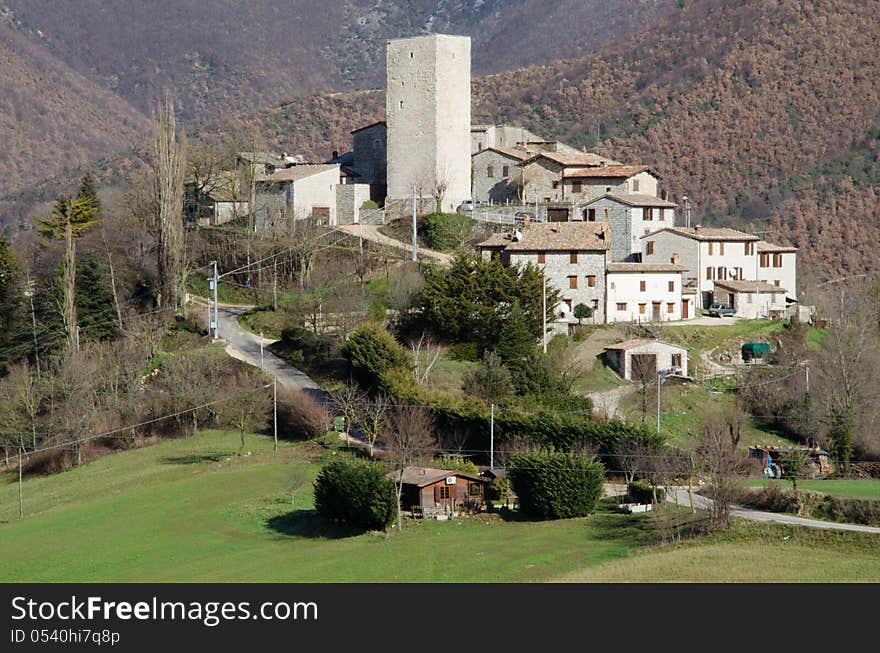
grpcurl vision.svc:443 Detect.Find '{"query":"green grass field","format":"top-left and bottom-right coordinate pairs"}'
top-left (4, 431), bottom-right (877, 583)
top-left (0, 431), bottom-right (654, 582)
top-left (744, 479), bottom-right (880, 500)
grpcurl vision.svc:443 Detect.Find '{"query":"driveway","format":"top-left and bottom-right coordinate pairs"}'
top-left (335, 224), bottom-right (453, 266)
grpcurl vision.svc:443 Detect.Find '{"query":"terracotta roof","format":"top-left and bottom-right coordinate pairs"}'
top-left (256, 164), bottom-right (339, 183)
top-left (596, 192), bottom-right (677, 208)
top-left (714, 280), bottom-right (787, 294)
top-left (479, 222), bottom-right (611, 252)
top-left (351, 120), bottom-right (386, 134)
top-left (563, 165), bottom-right (654, 179)
top-left (522, 150), bottom-right (622, 167)
top-left (606, 262), bottom-right (687, 273)
top-left (605, 338), bottom-right (685, 351)
top-left (641, 227), bottom-right (759, 241)
top-left (388, 466), bottom-right (486, 487)
top-left (756, 240), bottom-right (798, 253)
top-left (471, 146), bottom-right (530, 161)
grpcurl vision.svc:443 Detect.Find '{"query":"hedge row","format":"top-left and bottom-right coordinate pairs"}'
top-left (627, 480), bottom-right (666, 504)
top-left (509, 452), bottom-right (605, 519)
top-left (313, 459), bottom-right (397, 531)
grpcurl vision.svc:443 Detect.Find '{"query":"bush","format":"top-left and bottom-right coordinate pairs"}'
top-left (447, 342), bottom-right (479, 361)
top-left (341, 323), bottom-right (410, 391)
top-left (277, 387), bottom-right (332, 439)
top-left (814, 496), bottom-right (880, 526)
top-left (627, 480), bottom-right (665, 504)
top-left (424, 212), bottom-right (475, 251)
top-left (431, 456), bottom-right (479, 474)
top-left (313, 459), bottom-right (397, 531)
top-left (361, 199), bottom-right (379, 210)
top-left (508, 452), bottom-right (605, 519)
top-left (462, 351), bottom-right (513, 403)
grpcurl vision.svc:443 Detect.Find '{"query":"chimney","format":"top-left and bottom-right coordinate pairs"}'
top-left (332, 150), bottom-right (339, 160)
top-left (694, 224), bottom-right (701, 233)
top-left (661, 189), bottom-right (668, 200)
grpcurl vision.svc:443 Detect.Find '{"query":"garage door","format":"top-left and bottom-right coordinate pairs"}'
top-left (547, 208), bottom-right (569, 222)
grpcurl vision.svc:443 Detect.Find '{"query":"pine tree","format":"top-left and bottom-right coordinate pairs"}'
top-left (494, 303), bottom-right (536, 376)
top-left (75, 253), bottom-right (119, 341)
top-left (0, 234), bottom-right (24, 371)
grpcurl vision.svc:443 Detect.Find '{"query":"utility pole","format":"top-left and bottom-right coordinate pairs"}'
top-left (273, 259), bottom-right (278, 312)
top-left (212, 260), bottom-right (219, 339)
top-left (542, 275), bottom-right (548, 353)
top-left (805, 364), bottom-right (810, 395)
top-left (490, 403), bottom-right (495, 470)
top-left (412, 184), bottom-right (418, 262)
top-left (75, 325), bottom-right (80, 352)
top-left (273, 377), bottom-right (278, 453)
top-left (683, 195), bottom-right (691, 229)
top-left (259, 332), bottom-right (264, 370)
top-left (18, 445), bottom-right (23, 519)
top-left (656, 371), bottom-right (664, 434)
top-left (25, 270), bottom-right (40, 371)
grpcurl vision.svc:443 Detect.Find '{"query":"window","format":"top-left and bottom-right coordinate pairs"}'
top-left (537, 252), bottom-right (546, 264)
top-left (639, 303), bottom-right (646, 315)
top-left (760, 253), bottom-right (770, 267)
top-left (563, 299), bottom-right (573, 311)
top-left (587, 275), bottom-right (596, 287)
top-left (718, 242), bottom-right (724, 255)
top-left (646, 241), bottom-right (655, 255)
top-left (572, 180), bottom-right (582, 193)
top-left (587, 208), bottom-right (596, 221)
top-left (668, 280), bottom-right (675, 292)
top-left (399, 100), bottom-right (404, 109)
top-left (617, 302), bottom-right (627, 311)
top-left (644, 207), bottom-right (653, 221)
top-left (745, 242), bottom-right (754, 255)
top-left (570, 251), bottom-right (578, 264)
top-left (410, 52), bottom-right (414, 58)
top-left (774, 280), bottom-right (781, 286)
top-left (436, 485), bottom-right (450, 500)
top-left (552, 180), bottom-right (559, 189)
top-left (708, 242), bottom-right (714, 255)
top-left (640, 280), bottom-right (646, 292)
top-left (592, 299), bottom-right (599, 310)
top-left (487, 165), bottom-right (494, 178)
top-left (468, 482), bottom-right (482, 497)
top-left (667, 302), bottom-right (675, 314)
top-left (604, 208), bottom-right (609, 220)
top-left (706, 267), bottom-right (714, 280)
top-left (502, 165), bottom-right (510, 177)
top-left (568, 275), bottom-right (578, 289)
top-left (773, 253), bottom-right (783, 268)
top-left (747, 294), bottom-right (753, 304)
top-left (671, 353), bottom-right (682, 368)
top-left (717, 266), bottom-right (726, 280)
top-left (632, 179), bottom-right (640, 192)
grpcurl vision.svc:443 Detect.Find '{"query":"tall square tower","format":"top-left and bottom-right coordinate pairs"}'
top-left (386, 34), bottom-right (471, 212)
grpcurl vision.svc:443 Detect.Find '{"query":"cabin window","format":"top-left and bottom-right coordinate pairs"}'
top-left (436, 485), bottom-right (451, 500)
top-left (468, 483), bottom-right (482, 497)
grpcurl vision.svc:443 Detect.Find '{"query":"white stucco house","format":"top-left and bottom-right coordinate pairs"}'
top-left (756, 240), bottom-right (798, 301)
top-left (253, 164), bottom-right (342, 230)
top-left (604, 339), bottom-right (688, 380)
top-left (641, 226), bottom-right (760, 309)
top-left (712, 280), bottom-right (789, 319)
top-left (605, 262), bottom-right (694, 323)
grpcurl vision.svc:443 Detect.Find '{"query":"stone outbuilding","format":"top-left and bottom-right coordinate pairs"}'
top-left (604, 338), bottom-right (688, 380)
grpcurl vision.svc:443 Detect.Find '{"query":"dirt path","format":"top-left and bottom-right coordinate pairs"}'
top-left (336, 224), bottom-right (453, 266)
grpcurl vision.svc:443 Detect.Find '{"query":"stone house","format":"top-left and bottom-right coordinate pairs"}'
top-left (756, 241), bottom-right (798, 301)
top-left (471, 146), bottom-right (530, 204)
top-left (335, 183), bottom-right (373, 225)
top-left (477, 221), bottom-right (611, 325)
top-left (253, 164), bottom-right (341, 230)
top-left (520, 150), bottom-right (622, 207)
top-left (584, 193), bottom-right (678, 261)
top-left (563, 165), bottom-right (662, 206)
top-left (605, 262), bottom-right (694, 323)
top-left (184, 171), bottom-right (248, 227)
top-left (604, 338), bottom-right (689, 380)
top-left (471, 124), bottom-right (546, 154)
top-left (713, 280), bottom-right (789, 319)
top-left (350, 121), bottom-right (387, 199)
top-left (640, 226), bottom-right (761, 309)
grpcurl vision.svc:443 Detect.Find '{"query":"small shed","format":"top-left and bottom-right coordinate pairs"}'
top-left (604, 338), bottom-right (688, 381)
top-left (741, 342), bottom-right (770, 363)
top-left (389, 467), bottom-right (490, 516)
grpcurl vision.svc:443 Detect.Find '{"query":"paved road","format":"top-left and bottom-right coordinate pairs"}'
top-left (335, 224), bottom-right (453, 266)
top-left (215, 305), bottom-right (324, 396)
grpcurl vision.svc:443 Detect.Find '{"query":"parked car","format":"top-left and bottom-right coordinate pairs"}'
top-left (457, 200), bottom-right (482, 213)
top-left (708, 303), bottom-right (735, 317)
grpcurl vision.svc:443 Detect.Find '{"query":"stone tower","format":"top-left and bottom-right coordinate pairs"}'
top-left (386, 34), bottom-right (471, 213)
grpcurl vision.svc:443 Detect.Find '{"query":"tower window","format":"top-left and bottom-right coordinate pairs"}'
top-left (399, 100), bottom-right (404, 109)
top-left (410, 52), bottom-right (413, 58)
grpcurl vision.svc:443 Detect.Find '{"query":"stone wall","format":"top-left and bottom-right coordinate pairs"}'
top-left (335, 183), bottom-right (373, 225)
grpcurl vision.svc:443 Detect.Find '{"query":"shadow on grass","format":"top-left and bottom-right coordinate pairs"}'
top-left (266, 509), bottom-right (366, 539)
top-left (161, 453), bottom-right (230, 465)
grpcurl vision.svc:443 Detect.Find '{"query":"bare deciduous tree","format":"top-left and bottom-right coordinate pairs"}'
top-left (152, 91), bottom-right (187, 320)
top-left (383, 405), bottom-right (436, 531)
top-left (355, 393), bottom-right (391, 458)
top-left (410, 332), bottom-right (443, 385)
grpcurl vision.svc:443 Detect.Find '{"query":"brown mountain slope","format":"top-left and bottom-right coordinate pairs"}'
top-left (0, 22), bottom-right (148, 198)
